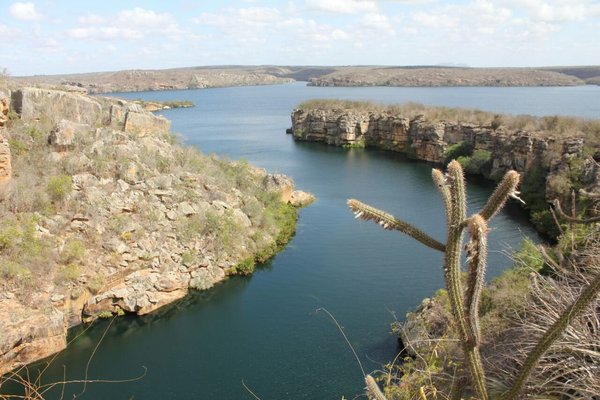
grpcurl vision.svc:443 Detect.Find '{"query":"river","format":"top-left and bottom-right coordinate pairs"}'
top-left (21, 83), bottom-right (600, 399)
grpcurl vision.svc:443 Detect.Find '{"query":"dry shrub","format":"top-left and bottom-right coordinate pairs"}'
top-left (487, 228), bottom-right (600, 399)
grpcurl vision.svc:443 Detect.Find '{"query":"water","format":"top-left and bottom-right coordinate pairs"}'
top-left (15, 83), bottom-right (600, 399)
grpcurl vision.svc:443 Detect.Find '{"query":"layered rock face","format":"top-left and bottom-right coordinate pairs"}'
top-left (290, 108), bottom-right (597, 199)
top-left (0, 91), bottom-right (11, 185)
top-left (11, 88), bottom-right (103, 125)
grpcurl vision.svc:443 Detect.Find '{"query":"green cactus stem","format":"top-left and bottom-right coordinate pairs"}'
top-left (479, 170), bottom-right (521, 221)
top-left (445, 161), bottom-right (489, 400)
top-left (464, 214), bottom-right (488, 346)
top-left (348, 162), bottom-right (526, 400)
top-left (347, 199), bottom-right (446, 252)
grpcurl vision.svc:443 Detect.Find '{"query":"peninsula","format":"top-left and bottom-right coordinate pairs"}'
top-left (0, 86), bottom-right (313, 374)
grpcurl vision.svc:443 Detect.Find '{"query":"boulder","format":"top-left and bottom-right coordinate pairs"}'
top-left (263, 173), bottom-right (294, 203)
top-left (48, 119), bottom-right (91, 150)
top-left (289, 190), bottom-right (315, 207)
top-left (123, 111), bottom-right (170, 137)
top-left (0, 92), bottom-right (9, 127)
top-left (11, 87), bottom-right (102, 125)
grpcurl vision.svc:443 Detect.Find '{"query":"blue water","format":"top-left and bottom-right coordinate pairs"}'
top-left (17, 83), bottom-right (600, 399)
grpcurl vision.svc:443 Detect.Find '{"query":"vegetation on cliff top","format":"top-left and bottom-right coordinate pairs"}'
top-left (298, 99), bottom-right (600, 146)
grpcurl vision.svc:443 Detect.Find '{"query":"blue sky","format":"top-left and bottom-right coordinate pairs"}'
top-left (1, 0), bottom-right (599, 76)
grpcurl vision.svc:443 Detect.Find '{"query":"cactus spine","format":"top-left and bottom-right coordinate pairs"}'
top-left (349, 161), bottom-right (521, 400)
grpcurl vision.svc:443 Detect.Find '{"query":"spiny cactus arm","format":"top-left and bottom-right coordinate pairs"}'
top-left (464, 215), bottom-right (488, 346)
top-left (504, 271), bottom-right (600, 400)
top-left (432, 169), bottom-right (452, 226)
top-left (347, 199), bottom-right (446, 252)
top-left (447, 161), bottom-right (467, 227)
top-left (446, 161), bottom-right (490, 400)
top-left (551, 199), bottom-right (600, 224)
top-left (479, 170), bottom-right (521, 221)
top-left (365, 375), bottom-right (388, 400)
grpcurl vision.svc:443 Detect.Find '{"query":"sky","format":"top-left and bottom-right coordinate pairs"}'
top-left (1, 0), bottom-right (599, 76)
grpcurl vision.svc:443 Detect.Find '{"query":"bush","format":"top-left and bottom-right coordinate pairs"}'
top-left (457, 149), bottom-right (492, 175)
top-left (444, 141), bottom-right (473, 163)
top-left (229, 258), bottom-right (255, 276)
top-left (57, 263), bottom-right (81, 283)
top-left (47, 175), bottom-right (73, 203)
top-left (59, 239), bottom-right (86, 264)
top-left (491, 114), bottom-right (503, 130)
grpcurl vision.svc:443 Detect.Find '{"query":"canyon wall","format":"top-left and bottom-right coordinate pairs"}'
top-left (290, 108), bottom-right (600, 205)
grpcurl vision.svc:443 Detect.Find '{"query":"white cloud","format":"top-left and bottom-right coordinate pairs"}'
top-left (305, 0), bottom-right (378, 14)
top-left (77, 14), bottom-right (105, 25)
top-left (67, 7), bottom-right (184, 41)
top-left (9, 2), bottom-right (43, 21)
top-left (360, 13), bottom-right (396, 35)
top-left (385, 0), bottom-right (437, 4)
top-left (500, 0), bottom-right (600, 22)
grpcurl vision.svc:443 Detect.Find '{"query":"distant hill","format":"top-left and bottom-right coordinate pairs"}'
top-left (11, 65), bottom-right (599, 93)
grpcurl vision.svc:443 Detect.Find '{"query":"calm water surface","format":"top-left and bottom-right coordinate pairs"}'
top-left (22, 83), bottom-right (600, 399)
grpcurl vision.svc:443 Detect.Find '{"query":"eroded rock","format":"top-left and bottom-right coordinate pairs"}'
top-left (11, 87), bottom-right (102, 125)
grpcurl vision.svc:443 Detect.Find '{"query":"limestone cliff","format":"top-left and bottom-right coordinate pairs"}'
top-left (290, 106), bottom-right (600, 226)
top-left (0, 88), bottom-right (311, 375)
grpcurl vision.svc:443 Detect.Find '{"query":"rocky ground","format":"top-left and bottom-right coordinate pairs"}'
top-left (0, 87), bottom-right (313, 374)
top-left (10, 65), bottom-right (600, 94)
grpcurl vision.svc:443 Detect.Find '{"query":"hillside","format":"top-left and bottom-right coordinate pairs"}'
top-left (0, 87), bottom-right (312, 375)
top-left (306, 66), bottom-right (591, 87)
top-left (10, 65), bottom-right (600, 94)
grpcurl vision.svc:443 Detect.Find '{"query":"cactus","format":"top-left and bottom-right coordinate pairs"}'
top-left (349, 161), bottom-right (521, 400)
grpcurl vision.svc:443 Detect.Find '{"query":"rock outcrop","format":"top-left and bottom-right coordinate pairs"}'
top-left (0, 91), bottom-right (11, 186)
top-left (0, 89), bottom-right (308, 375)
top-left (11, 87), bottom-right (103, 125)
top-left (290, 108), bottom-right (599, 207)
top-left (0, 134), bottom-right (11, 185)
top-left (0, 93), bottom-right (9, 128)
top-left (123, 111), bottom-right (170, 137)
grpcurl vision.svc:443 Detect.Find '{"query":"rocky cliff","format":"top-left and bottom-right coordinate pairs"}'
top-left (0, 88), bottom-right (312, 375)
top-left (290, 105), bottom-right (600, 230)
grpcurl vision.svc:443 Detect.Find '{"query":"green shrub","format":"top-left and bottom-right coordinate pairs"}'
top-left (230, 258), bottom-right (255, 276)
top-left (444, 141), bottom-right (473, 163)
top-left (520, 165), bottom-right (549, 213)
top-left (531, 209), bottom-right (562, 238)
top-left (458, 149), bottom-right (492, 175)
top-left (47, 175), bottom-right (73, 203)
top-left (57, 262), bottom-right (80, 283)
top-left (0, 261), bottom-right (32, 282)
top-left (59, 239), bottom-right (86, 264)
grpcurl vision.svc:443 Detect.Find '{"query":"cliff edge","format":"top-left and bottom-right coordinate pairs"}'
top-left (289, 101), bottom-right (600, 235)
top-left (0, 87), bottom-right (312, 375)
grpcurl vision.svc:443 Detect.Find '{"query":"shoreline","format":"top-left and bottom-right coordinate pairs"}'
top-left (0, 86), bottom-right (313, 376)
